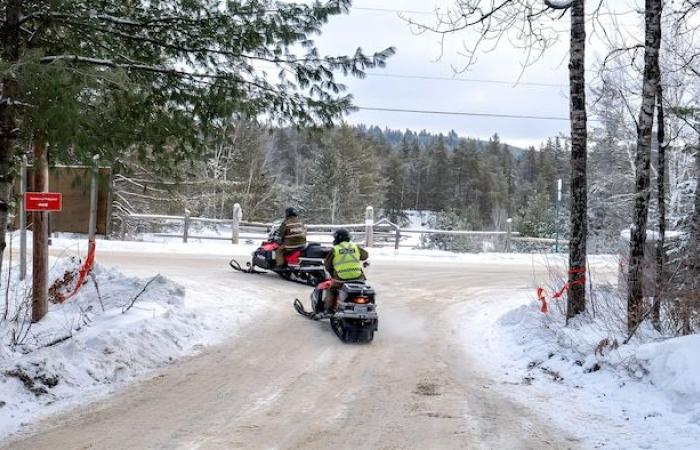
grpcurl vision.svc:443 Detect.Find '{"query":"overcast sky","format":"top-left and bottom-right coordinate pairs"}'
top-left (310, 0), bottom-right (633, 149)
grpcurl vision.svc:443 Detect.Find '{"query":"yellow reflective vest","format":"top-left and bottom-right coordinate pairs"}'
top-left (332, 241), bottom-right (362, 280)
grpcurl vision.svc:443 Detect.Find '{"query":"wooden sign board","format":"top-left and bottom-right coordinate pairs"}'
top-left (14, 166), bottom-right (112, 235)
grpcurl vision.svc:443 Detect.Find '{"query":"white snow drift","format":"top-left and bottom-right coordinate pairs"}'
top-left (458, 289), bottom-right (700, 449)
top-left (0, 255), bottom-right (262, 439)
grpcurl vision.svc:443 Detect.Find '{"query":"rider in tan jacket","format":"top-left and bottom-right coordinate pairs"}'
top-left (275, 207), bottom-right (307, 267)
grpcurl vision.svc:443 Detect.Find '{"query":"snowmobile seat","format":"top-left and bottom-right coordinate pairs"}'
top-left (303, 243), bottom-right (331, 259)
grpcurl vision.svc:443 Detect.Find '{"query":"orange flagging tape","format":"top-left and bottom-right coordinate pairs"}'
top-left (56, 240), bottom-right (96, 304)
top-left (536, 267), bottom-right (586, 314)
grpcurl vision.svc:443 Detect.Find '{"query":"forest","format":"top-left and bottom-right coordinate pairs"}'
top-left (112, 120), bottom-right (694, 256)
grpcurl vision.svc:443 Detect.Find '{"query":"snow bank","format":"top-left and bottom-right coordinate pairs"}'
top-left (457, 290), bottom-right (700, 449)
top-left (635, 335), bottom-right (700, 412)
top-left (0, 255), bottom-right (261, 439)
top-left (619, 229), bottom-right (686, 242)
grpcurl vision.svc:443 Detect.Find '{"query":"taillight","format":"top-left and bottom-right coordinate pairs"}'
top-left (354, 296), bottom-right (369, 304)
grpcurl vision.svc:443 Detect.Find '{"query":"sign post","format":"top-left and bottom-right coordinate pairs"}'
top-left (555, 178), bottom-right (562, 253)
top-left (19, 156), bottom-right (27, 281)
top-left (27, 191), bottom-right (62, 322)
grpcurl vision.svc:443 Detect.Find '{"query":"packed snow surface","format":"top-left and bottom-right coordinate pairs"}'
top-left (3, 233), bottom-right (686, 449)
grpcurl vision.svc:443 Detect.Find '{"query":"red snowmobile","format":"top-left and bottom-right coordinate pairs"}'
top-left (229, 222), bottom-right (331, 286)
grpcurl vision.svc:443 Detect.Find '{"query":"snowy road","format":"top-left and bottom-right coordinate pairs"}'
top-left (4, 249), bottom-right (576, 449)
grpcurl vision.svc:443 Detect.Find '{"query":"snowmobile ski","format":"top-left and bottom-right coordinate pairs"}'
top-left (294, 298), bottom-right (324, 320)
top-left (229, 258), bottom-right (266, 274)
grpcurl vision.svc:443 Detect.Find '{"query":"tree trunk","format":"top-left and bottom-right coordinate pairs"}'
top-left (0, 0), bottom-right (22, 266)
top-left (627, 0), bottom-right (663, 333)
top-left (676, 132), bottom-right (699, 336)
top-left (692, 133), bottom-right (700, 252)
top-left (31, 132), bottom-right (49, 322)
top-left (566, 0), bottom-right (588, 320)
top-left (414, 172), bottom-right (421, 210)
top-left (652, 83), bottom-right (666, 331)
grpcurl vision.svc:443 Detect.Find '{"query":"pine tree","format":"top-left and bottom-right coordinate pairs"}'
top-left (451, 139), bottom-right (481, 213)
top-left (383, 150), bottom-right (408, 223)
top-left (424, 136), bottom-right (451, 211)
top-left (518, 190), bottom-right (556, 238)
top-left (0, 0), bottom-right (395, 267)
top-left (301, 125), bottom-right (385, 223)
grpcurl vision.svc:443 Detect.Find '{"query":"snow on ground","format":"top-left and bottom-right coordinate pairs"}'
top-left (3, 232), bottom-right (621, 442)
top-left (37, 232), bottom-right (617, 267)
top-left (0, 253), bottom-right (263, 439)
top-left (404, 210), bottom-right (434, 229)
top-left (456, 288), bottom-right (700, 449)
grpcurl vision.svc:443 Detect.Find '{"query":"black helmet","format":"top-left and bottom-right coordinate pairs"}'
top-left (285, 207), bottom-right (297, 218)
top-left (333, 228), bottom-right (351, 245)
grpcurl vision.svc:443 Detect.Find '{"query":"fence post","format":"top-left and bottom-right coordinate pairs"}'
top-left (365, 206), bottom-right (374, 247)
top-left (19, 155), bottom-right (27, 281)
top-left (232, 203), bottom-right (242, 244)
top-left (394, 226), bottom-right (401, 250)
top-left (505, 218), bottom-right (513, 253)
top-left (183, 209), bottom-right (190, 243)
top-left (120, 215), bottom-right (127, 241)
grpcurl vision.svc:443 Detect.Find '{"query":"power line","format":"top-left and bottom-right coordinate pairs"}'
top-left (356, 106), bottom-right (573, 122)
top-left (353, 7), bottom-right (436, 16)
top-left (366, 72), bottom-right (567, 88)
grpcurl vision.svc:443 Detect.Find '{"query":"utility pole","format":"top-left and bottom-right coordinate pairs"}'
top-left (19, 155), bottom-right (27, 280)
top-left (31, 133), bottom-right (49, 322)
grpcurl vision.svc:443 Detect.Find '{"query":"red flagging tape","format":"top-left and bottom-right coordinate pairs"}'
top-left (536, 287), bottom-right (548, 313)
top-left (536, 267), bottom-right (586, 314)
top-left (56, 240), bottom-right (96, 304)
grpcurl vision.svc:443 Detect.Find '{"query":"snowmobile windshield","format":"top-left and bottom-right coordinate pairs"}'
top-left (268, 219), bottom-right (283, 240)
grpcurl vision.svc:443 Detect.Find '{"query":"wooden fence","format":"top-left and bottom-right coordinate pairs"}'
top-left (119, 205), bottom-right (568, 252)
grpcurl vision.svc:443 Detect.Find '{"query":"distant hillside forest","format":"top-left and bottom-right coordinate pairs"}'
top-left (114, 122), bottom-right (575, 242)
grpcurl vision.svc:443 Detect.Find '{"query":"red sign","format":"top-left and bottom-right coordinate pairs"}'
top-left (25, 192), bottom-right (63, 212)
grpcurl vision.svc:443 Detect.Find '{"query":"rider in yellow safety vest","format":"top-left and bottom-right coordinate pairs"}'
top-left (323, 228), bottom-right (368, 312)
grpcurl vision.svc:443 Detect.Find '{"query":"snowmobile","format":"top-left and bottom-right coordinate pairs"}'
top-left (229, 221), bottom-right (331, 286)
top-left (294, 277), bottom-right (378, 343)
